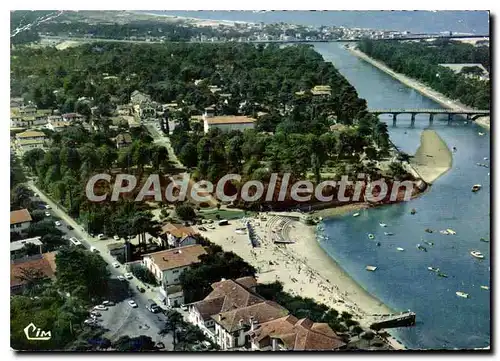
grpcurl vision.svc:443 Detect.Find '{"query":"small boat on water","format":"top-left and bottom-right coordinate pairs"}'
top-left (440, 230), bottom-right (450, 235)
top-left (437, 272), bottom-right (448, 278)
top-left (480, 286), bottom-right (489, 291)
top-left (379, 223), bottom-right (387, 227)
top-left (384, 232), bottom-right (394, 236)
top-left (410, 208), bottom-right (417, 215)
top-left (376, 242), bottom-right (381, 246)
top-left (428, 267), bottom-right (440, 272)
top-left (471, 184), bottom-right (482, 192)
top-left (416, 244), bottom-right (427, 252)
top-left (396, 247), bottom-right (405, 251)
top-left (456, 291), bottom-right (469, 298)
top-left (446, 229), bottom-right (456, 235)
top-left (470, 250), bottom-right (484, 259)
top-left (452, 146), bottom-right (457, 152)
top-left (480, 238), bottom-right (489, 243)
top-left (484, 157), bottom-right (488, 160)
top-left (366, 265), bottom-right (377, 271)
top-left (425, 228), bottom-right (433, 233)
top-left (423, 240), bottom-right (434, 246)
top-left (478, 132), bottom-right (485, 136)
top-left (353, 213), bottom-right (360, 217)
top-left (368, 234), bottom-right (375, 240)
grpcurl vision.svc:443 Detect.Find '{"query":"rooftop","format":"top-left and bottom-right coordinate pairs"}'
top-left (15, 130), bottom-right (46, 139)
top-left (11, 252), bottom-right (57, 288)
top-left (250, 315), bottom-right (346, 350)
top-left (205, 115), bottom-right (256, 125)
top-left (161, 223), bottom-right (197, 239)
top-left (10, 209), bottom-right (32, 225)
top-left (143, 244), bottom-right (207, 271)
top-left (10, 237), bottom-right (43, 252)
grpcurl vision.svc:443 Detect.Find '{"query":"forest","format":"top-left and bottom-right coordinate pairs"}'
top-left (357, 39), bottom-right (490, 109)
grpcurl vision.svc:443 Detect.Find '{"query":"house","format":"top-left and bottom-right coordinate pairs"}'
top-left (10, 209), bottom-right (32, 235)
top-left (11, 237), bottom-right (43, 260)
top-left (130, 90), bottom-right (152, 105)
top-left (142, 244), bottom-right (207, 289)
top-left (47, 116), bottom-right (71, 131)
top-left (62, 113), bottom-right (85, 122)
top-left (163, 284), bottom-right (185, 308)
top-left (160, 223), bottom-right (198, 248)
top-left (15, 130), bottom-right (47, 153)
top-left (248, 315), bottom-right (346, 351)
top-left (115, 132), bottom-right (133, 149)
top-left (133, 102), bottom-right (157, 118)
top-left (10, 252), bottom-right (57, 294)
top-left (188, 277), bottom-right (289, 349)
top-left (117, 105), bottom-right (133, 116)
top-left (311, 85), bottom-right (332, 96)
top-left (10, 97), bottom-right (24, 108)
top-left (203, 114), bottom-right (256, 133)
top-left (188, 277), bottom-right (269, 344)
top-left (439, 63), bottom-right (490, 81)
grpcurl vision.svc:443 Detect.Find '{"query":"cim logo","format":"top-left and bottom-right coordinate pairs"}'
top-left (24, 323), bottom-right (51, 341)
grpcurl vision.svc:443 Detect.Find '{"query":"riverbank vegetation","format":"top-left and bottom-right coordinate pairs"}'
top-left (357, 39), bottom-right (490, 109)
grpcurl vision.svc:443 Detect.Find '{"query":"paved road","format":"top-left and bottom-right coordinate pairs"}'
top-left (27, 181), bottom-right (174, 349)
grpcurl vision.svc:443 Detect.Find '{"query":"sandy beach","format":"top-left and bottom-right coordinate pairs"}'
top-left (410, 129), bottom-right (453, 184)
top-left (348, 47), bottom-right (490, 130)
top-left (197, 212), bottom-right (406, 349)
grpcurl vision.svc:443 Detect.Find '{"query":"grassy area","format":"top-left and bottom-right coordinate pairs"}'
top-left (197, 208), bottom-right (247, 220)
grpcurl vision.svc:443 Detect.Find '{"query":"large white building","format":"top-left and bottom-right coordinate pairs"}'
top-left (14, 130), bottom-right (48, 153)
top-left (203, 112), bottom-right (256, 133)
top-left (142, 244), bottom-right (206, 288)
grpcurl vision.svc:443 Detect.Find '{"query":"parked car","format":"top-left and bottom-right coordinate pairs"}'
top-left (90, 246), bottom-right (99, 253)
top-left (55, 221), bottom-right (61, 226)
top-left (93, 305), bottom-right (108, 311)
top-left (44, 211), bottom-right (51, 217)
top-left (117, 275), bottom-right (126, 281)
top-left (136, 286), bottom-right (146, 293)
top-left (124, 272), bottom-right (133, 280)
top-left (67, 225), bottom-right (74, 230)
top-left (128, 300), bottom-right (138, 308)
top-left (90, 311), bottom-right (102, 317)
top-left (113, 235), bottom-right (120, 241)
top-left (45, 205), bottom-right (51, 210)
top-left (199, 226), bottom-right (207, 231)
top-left (102, 300), bottom-right (114, 306)
top-left (97, 234), bottom-right (105, 240)
top-left (112, 262), bottom-right (120, 268)
top-left (84, 318), bottom-right (98, 325)
top-left (180, 304), bottom-right (188, 311)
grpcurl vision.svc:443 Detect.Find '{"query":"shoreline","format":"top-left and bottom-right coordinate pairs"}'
top-left (128, 11), bottom-right (253, 27)
top-left (347, 46), bottom-right (490, 130)
top-left (197, 211), bottom-right (407, 350)
top-left (410, 129), bottom-right (453, 184)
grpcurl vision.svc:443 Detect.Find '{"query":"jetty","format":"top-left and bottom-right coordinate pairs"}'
top-left (366, 311), bottom-right (416, 330)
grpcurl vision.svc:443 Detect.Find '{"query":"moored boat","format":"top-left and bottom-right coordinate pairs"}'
top-left (480, 286), bottom-right (489, 290)
top-left (384, 232), bottom-right (394, 236)
top-left (353, 213), bottom-right (360, 217)
top-left (471, 184), bottom-right (482, 192)
top-left (456, 291), bottom-right (469, 298)
top-left (437, 272), bottom-right (448, 278)
top-left (368, 233), bottom-right (375, 240)
top-left (446, 229), bottom-right (456, 235)
top-left (470, 250), bottom-right (484, 259)
top-left (428, 267), bottom-right (440, 272)
top-left (410, 208), bottom-right (417, 215)
top-left (379, 223), bottom-right (387, 227)
top-left (366, 265), bottom-right (377, 271)
top-left (417, 244), bottom-right (427, 252)
top-left (396, 247), bottom-right (404, 251)
top-left (480, 238), bottom-right (489, 243)
top-left (440, 230), bottom-right (450, 235)
top-left (425, 228), bottom-right (433, 233)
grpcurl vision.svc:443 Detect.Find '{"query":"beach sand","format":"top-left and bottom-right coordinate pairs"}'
top-left (348, 47), bottom-right (490, 130)
top-left (410, 129), bottom-right (453, 184)
top-left (197, 215), bottom-right (406, 349)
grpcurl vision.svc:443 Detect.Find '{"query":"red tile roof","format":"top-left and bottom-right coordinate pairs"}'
top-left (10, 209), bottom-right (32, 225)
top-left (10, 252), bottom-right (57, 288)
top-left (250, 315), bottom-right (346, 350)
top-left (143, 244), bottom-right (206, 271)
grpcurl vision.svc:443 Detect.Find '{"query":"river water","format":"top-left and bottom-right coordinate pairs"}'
top-left (313, 43), bottom-right (490, 350)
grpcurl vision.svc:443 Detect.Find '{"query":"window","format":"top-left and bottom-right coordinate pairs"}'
top-left (172, 269), bottom-right (180, 274)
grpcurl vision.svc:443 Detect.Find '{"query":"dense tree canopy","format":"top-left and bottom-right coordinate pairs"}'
top-left (358, 39), bottom-right (490, 109)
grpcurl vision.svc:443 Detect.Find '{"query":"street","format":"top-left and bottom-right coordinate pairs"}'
top-left (27, 181), bottom-right (174, 350)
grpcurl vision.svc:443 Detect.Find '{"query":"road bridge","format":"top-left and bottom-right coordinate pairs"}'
top-left (368, 108), bottom-right (490, 127)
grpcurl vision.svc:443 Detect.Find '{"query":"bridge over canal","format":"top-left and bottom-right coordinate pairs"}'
top-left (368, 108), bottom-right (490, 127)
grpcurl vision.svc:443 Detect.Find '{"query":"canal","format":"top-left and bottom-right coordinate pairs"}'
top-left (313, 43), bottom-right (490, 350)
